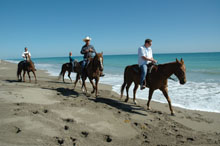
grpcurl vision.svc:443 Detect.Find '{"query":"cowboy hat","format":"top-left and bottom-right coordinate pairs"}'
top-left (83, 36), bottom-right (92, 42)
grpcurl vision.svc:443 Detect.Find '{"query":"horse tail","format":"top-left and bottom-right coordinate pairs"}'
top-left (120, 66), bottom-right (129, 98)
top-left (17, 61), bottom-right (22, 81)
top-left (58, 64), bottom-right (64, 80)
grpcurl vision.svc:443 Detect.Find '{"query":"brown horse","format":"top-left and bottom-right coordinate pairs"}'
top-left (58, 61), bottom-right (82, 83)
top-left (120, 58), bottom-right (186, 115)
top-left (17, 55), bottom-right (37, 83)
top-left (80, 52), bottom-right (104, 97)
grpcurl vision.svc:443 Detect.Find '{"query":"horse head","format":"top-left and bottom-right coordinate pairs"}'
top-left (94, 52), bottom-right (104, 71)
top-left (174, 58), bottom-right (186, 85)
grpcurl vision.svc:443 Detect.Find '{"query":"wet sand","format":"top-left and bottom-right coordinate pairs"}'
top-left (0, 60), bottom-right (220, 146)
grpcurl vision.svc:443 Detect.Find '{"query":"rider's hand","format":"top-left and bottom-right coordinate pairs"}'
top-left (89, 48), bottom-right (93, 52)
top-left (152, 59), bottom-right (157, 64)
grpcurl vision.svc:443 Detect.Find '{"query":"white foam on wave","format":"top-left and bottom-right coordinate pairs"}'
top-left (100, 74), bottom-right (220, 113)
top-left (4, 60), bottom-right (19, 64)
top-left (35, 63), bottom-right (77, 80)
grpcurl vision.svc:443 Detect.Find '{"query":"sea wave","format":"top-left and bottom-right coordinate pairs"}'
top-left (108, 74), bottom-right (220, 113)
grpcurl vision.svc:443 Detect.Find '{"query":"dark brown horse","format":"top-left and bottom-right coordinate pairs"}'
top-left (79, 52), bottom-right (104, 97)
top-left (58, 61), bottom-right (82, 83)
top-left (121, 58), bottom-right (186, 115)
top-left (17, 55), bottom-right (37, 83)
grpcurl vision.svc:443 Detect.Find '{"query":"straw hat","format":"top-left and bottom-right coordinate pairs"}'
top-left (83, 36), bottom-right (92, 42)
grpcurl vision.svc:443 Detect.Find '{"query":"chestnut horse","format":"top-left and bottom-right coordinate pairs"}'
top-left (79, 52), bottom-right (104, 97)
top-left (17, 54), bottom-right (37, 83)
top-left (120, 58), bottom-right (186, 115)
top-left (58, 61), bottom-right (82, 83)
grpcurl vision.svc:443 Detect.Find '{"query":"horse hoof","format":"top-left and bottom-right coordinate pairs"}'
top-left (124, 99), bottom-right (129, 102)
top-left (91, 91), bottom-right (95, 94)
top-left (147, 106), bottom-right (151, 110)
top-left (133, 100), bottom-right (138, 105)
top-left (171, 112), bottom-right (175, 116)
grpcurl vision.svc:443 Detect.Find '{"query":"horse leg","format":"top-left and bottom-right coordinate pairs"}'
top-left (160, 88), bottom-right (175, 115)
top-left (147, 88), bottom-right (154, 110)
top-left (120, 82), bottom-right (126, 100)
top-left (95, 78), bottom-right (99, 97)
top-left (81, 77), bottom-right (87, 93)
top-left (27, 71), bottom-right (31, 82)
top-left (23, 71), bottom-right (26, 82)
top-left (73, 73), bottom-right (80, 89)
top-left (32, 71), bottom-right (37, 83)
top-left (89, 78), bottom-right (96, 94)
top-left (133, 83), bottom-right (139, 105)
top-left (68, 71), bottom-right (72, 82)
top-left (63, 71), bottom-right (66, 83)
top-left (125, 82), bottom-right (132, 102)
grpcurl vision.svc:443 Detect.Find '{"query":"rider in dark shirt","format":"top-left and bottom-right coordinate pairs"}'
top-left (80, 36), bottom-right (104, 77)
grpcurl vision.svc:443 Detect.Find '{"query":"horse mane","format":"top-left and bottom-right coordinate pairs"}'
top-left (152, 61), bottom-right (177, 74)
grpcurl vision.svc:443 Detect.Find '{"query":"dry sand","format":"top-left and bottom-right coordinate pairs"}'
top-left (0, 60), bottom-right (220, 146)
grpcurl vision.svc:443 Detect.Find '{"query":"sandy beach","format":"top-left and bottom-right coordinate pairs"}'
top-left (0, 60), bottom-right (220, 146)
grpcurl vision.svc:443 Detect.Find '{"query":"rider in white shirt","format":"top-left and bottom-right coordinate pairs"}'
top-left (138, 39), bottom-right (157, 90)
top-left (22, 47), bottom-right (31, 61)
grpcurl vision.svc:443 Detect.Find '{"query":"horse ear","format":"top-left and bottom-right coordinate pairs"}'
top-left (180, 58), bottom-right (184, 63)
top-left (176, 58), bottom-right (180, 63)
top-left (101, 51), bottom-right (103, 55)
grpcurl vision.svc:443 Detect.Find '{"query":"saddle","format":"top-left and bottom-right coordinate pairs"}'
top-left (132, 63), bottom-right (156, 85)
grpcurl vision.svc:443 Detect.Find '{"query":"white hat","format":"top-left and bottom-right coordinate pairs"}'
top-left (83, 36), bottom-right (92, 42)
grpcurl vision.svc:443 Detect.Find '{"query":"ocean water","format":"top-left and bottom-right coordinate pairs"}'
top-left (7, 52), bottom-right (220, 113)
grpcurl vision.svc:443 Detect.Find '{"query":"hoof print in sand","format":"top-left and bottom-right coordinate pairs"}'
top-left (187, 137), bottom-right (194, 141)
top-left (63, 118), bottom-right (74, 123)
top-left (64, 125), bottom-right (69, 130)
top-left (81, 131), bottom-right (89, 137)
top-left (43, 109), bottom-right (48, 113)
top-left (33, 111), bottom-right (39, 114)
top-left (55, 137), bottom-right (64, 145)
top-left (15, 127), bottom-right (21, 134)
top-left (70, 137), bottom-right (77, 146)
top-left (104, 135), bottom-right (112, 143)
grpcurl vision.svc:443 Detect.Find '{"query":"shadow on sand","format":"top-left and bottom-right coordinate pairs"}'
top-left (5, 79), bottom-right (21, 83)
top-left (89, 97), bottom-right (147, 116)
top-left (42, 87), bottom-right (79, 97)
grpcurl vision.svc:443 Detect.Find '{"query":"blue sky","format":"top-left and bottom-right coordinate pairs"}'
top-left (0, 0), bottom-right (220, 59)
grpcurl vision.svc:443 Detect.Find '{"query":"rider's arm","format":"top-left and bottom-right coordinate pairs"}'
top-left (81, 47), bottom-right (88, 54)
top-left (90, 46), bottom-right (96, 53)
top-left (142, 56), bottom-right (155, 62)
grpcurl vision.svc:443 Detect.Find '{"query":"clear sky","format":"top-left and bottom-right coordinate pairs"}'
top-left (0, 0), bottom-right (220, 59)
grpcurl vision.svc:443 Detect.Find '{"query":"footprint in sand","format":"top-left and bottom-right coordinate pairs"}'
top-left (104, 135), bottom-right (112, 142)
top-left (70, 137), bottom-right (77, 145)
top-left (15, 126), bottom-right (21, 134)
top-left (55, 137), bottom-right (64, 145)
top-left (43, 109), bottom-right (48, 113)
top-left (63, 118), bottom-right (75, 123)
top-left (81, 131), bottom-right (89, 137)
top-left (64, 125), bottom-right (69, 130)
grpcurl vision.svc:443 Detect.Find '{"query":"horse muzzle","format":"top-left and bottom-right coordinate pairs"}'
top-left (180, 79), bottom-right (186, 85)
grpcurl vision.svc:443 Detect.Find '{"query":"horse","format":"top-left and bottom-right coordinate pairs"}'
top-left (17, 54), bottom-right (37, 83)
top-left (58, 61), bottom-right (82, 83)
top-left (120, 58), bottom-right (186, 115)
top-left (79, 52), bottom-right (104, 97)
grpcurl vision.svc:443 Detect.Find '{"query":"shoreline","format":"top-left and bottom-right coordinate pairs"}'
top-left (4, 59), bottom-right (220, 114)
top-left (0, 60), bottom-right (220, 145)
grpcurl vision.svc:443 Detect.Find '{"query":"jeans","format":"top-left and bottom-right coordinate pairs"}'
top-left (140, 64), bottom-right (147, 86)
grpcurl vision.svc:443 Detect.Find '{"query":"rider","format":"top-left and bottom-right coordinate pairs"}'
top-left (69, 52), bottom-right (77, 72)
top-left (138, 39), bottom-right (157, 90)
top-left (22, 47), bottom-right (31, 62)
top-left (80, 36), bottom-right (104, 77)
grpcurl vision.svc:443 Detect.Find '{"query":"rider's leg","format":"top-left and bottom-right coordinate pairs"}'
top-left (140, 64), bottom-right (147, 90)
top-left (81, 59), bottom-right (87, 77)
